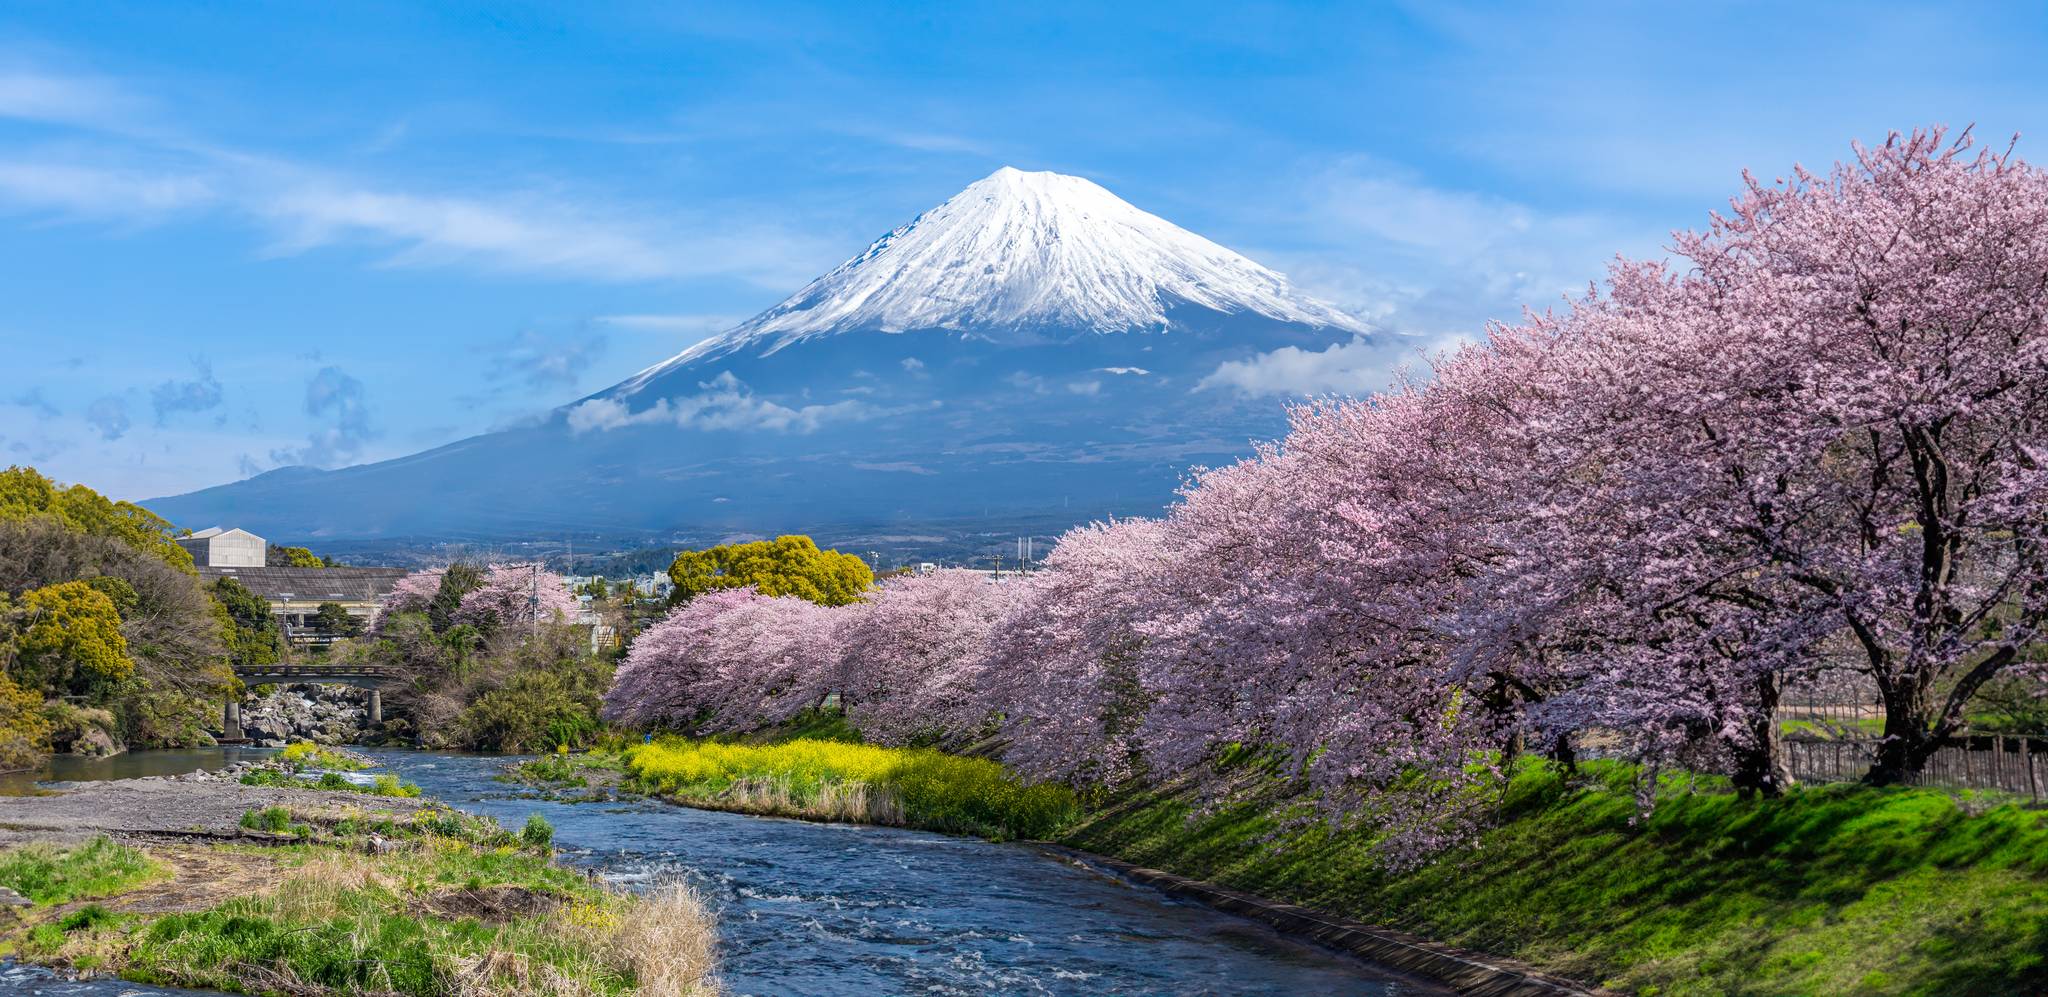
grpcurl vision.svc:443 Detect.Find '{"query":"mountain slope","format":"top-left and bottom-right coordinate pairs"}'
top-left (146, 167), bottom-right (1369, 547)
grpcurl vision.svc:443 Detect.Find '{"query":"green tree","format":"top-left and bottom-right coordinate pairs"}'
top-left (0, 466), bottom-right (192, 572)
top-left (667, 535), bottom-right (873, 607)
top-left (12, 581), bottom-right (133, 694)
top-left (428, 563), bottom-right (483, 633)
top-left (80, 575), bottom-right (139, 618)
top-left (210, 577), bottom-right (282, 670)
top-left (313, 601), bottom-right (360, 637)
top-left (268, 544), bottom-right (327, 568)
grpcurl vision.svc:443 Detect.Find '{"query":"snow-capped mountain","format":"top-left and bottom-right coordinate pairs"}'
top-left (147, 167), bottom-right (1372, 546)
top-left (626, 167), bottom-right (1363, 386)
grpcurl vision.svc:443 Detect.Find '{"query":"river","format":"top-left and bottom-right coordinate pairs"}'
top-left (3, 748), bottom-right (1444, 997)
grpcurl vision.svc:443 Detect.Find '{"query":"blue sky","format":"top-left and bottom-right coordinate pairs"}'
top-left (2, 1), bottom-right (2042, 499)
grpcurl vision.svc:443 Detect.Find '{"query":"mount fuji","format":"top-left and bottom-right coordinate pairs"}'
top-left (146, 167), bottom-right (1371, 546)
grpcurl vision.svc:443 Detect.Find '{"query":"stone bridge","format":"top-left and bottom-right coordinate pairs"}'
top-left (225, 664), bottom-right (404, 742)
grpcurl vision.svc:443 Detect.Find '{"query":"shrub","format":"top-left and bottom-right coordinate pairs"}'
top-left (240, 806), bottom-right (291, 833)
top-left (456, 653), bottom-right (612, 752)
top-left (0, 672), bottom-right (52, 771)
top-left (520, 813), bottom-right (554, 851)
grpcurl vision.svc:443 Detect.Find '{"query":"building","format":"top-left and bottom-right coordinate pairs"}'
top-left (182, 526), bottom-right (407, 646)
top-left (201, 565), bottom-right (411, 646)
top-left (177, 526), bottom-right (266, 568)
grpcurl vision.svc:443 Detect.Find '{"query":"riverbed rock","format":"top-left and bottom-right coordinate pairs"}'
top-left (233, 685), bottom-right (370, 746)
top-left (67, 726), bottom-right (121, 758)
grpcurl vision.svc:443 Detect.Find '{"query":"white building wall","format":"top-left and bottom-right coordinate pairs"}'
top-left (209, 531), bottom-right (266, 567)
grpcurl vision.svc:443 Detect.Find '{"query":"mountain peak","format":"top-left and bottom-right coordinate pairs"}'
top-left (624, 167), bottom-right (1366, 385)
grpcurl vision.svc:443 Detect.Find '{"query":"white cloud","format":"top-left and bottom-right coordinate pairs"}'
top-left (1004, 371), bottom-right (1050, 395)
top-left (596, 314), bottom-right (745, 334)
top-left (852, 461), bottom-right (936, 475)
top-left (0, 161), bottom-right (214, 218)
top-left (1066, 380), bottom-right (1101, 396)
top-left (1198, 336), bottom-right (1418, 398)
top-left (900, 356), bottom-right (925, 372)
top-left (1096, 366), bottom-right (1149, 375)
top-left (567, 371), bottom-right (883, 435)
top-left (0, 67), bottom-right (144, 131)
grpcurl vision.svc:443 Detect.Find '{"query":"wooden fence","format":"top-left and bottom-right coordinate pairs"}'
top-left (1783, 735), bottom-right (2047, 800)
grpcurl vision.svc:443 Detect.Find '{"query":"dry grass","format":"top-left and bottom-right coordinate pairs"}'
top-left (713, 776), bottom-right (907, 825)
top-left (604, 883), bottom-right (720, 997)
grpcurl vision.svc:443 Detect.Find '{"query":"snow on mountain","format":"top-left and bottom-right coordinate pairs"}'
top-left (617, 167), bottom-right (1365, 394)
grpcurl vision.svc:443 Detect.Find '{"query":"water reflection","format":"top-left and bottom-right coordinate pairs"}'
top-left (0, 747), bottom-right (277, 797)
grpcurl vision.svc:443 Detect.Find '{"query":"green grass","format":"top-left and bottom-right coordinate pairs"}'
top-left (15, 805), bottom-right (716, 995)
top-left (240, 766), bottom-right (422, 797)
top-left (625, 736), bottom-right (1076, 840)
top-left (1777, 715), bottom-right (1887, 739)
top-left (115, 846), bottom-right (618, 994)
top-left (277, 740), bottom-right (369, 772)
top-left (1059, 760), bottom-right (2048, 997)
top-left (0, 836), bottom-right (166, 905)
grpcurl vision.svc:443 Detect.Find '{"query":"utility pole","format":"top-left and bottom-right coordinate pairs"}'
top-left (529, 562), bottom-right (540, 636)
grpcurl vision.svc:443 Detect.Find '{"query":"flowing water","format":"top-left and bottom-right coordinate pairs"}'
top-left (2, 748), bottom-right (1445, 997)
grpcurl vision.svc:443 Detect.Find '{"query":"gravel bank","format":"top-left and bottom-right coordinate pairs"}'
top-left (0, 775), bottom-right (431, 847)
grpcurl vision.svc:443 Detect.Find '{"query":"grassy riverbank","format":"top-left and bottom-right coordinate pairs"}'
top-left (528, 723), bottom-right (2048, 996)
top-left (0, 800), bottom-right (718, 994)
top-left (0, 836), bottom-right (168, 905)
top-left (1061, 761), bottom-right (2048, 997)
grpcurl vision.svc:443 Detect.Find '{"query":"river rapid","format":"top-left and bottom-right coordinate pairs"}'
top-left (3, 748), bottom-right (1444, 997)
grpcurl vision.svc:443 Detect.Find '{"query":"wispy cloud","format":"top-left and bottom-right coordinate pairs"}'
top-left (151, 358), bottom-right (224, 424)
top-left (0, 65), bottom-right (145, 131)
top-left (596, 313), bottom-right (746, 335)
top-left (483, 328), bottom-right (609, 389)
top-left (567, 372), bottom-right (890, 435)
top-left (0, 65), bottom-right (834, 286)
top-left (1250, 156), bottom-right (1651, 345)
top-left (84, 394), bottom-right (130, 440)
top-left (267, 365), bottom-right (375, 468)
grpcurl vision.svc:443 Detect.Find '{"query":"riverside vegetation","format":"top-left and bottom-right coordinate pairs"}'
top-left (517, 721), bottom-right (2048, 997)
top-left (0, 804), bottom-right (718, 995)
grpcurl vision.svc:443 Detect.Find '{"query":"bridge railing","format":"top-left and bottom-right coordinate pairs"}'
top-left (233, 664), bottom-right (402, 681)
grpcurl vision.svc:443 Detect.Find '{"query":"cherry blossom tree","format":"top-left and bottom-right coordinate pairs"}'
top-left (1610, 128), bottom-right (2048, 784)
top-left (369, 568), bottom-right (444, 635)
top-left (836, 569), bottom-right (1025, 745)
top-left (454, 563), bottom-right (580, 635)
top-left (602, 587), bottom-right (841, 732)
top-left (980, 518), bottom-right (1171, 783)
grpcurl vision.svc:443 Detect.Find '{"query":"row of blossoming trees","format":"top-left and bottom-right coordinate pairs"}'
top-left (601, 130), bottom-right (2048, 853)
